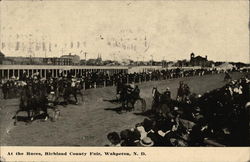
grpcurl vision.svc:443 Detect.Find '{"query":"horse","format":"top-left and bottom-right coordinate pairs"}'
top-left (120, 85), bottom-right (146, 112)
top-left (13, 84), bottom-right (49, 125)
top-left (176, 83), bottom-right (190, 102)
top-left (152, 87), bottom-right (173, 118)
top-left (152, 87), bottom-right (162, 113)
top-left (57, 79), bottom-right (83, 105)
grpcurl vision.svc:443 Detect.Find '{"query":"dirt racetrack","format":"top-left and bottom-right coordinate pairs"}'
top-left (0, 72), bottom-right (246, 146)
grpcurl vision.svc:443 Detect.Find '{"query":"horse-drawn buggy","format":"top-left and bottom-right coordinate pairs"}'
top-left (13, 77), bottom-right (84, 125)
top-left (116, 82), bottom-right (146, 113)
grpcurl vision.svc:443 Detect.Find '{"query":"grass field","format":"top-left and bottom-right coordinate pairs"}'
top-left (0, 72), bottom-right (246, 146)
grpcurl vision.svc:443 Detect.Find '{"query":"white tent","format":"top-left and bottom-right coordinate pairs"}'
top-left (216, 62), bottom-right (236, 70)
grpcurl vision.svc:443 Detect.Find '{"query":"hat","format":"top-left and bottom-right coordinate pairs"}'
top-left (139, 137), bottom-right (154, 147)
top-left (40, 78), bottom-right (46, 81)
top-left (245, 102), bottom-right (250, 108)
top-left (195, 107), bottom-right (201, 112)
top-left (107, 132), bottom-right (121, 145)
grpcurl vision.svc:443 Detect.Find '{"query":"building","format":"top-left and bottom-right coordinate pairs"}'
top-left (190, 53), bottom-right (208, 67)
top-left (128, 66), bottom-right (163, 73)
top-left (1, 55), bottom-right (73, 66)
top-left (0, 51), bottom-right (5, 64)
top-left (43, 57), bottom-right (72, 65)
top-left (61, 53), bottom-right (80, 65)
top-left (0, 65), bottom-right (128, 79)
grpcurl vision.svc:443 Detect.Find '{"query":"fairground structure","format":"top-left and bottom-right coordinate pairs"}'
top-left (0, 65), bottom-right (128, 79)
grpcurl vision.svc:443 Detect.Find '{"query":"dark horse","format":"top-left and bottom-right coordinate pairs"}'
top-left (57, 79), bottom-right (83, 105)
top-left (13, 84), bottom-right (49, 125)
top-left (151, 87), bottom-right (173, 118)
top-left (120, 85), bottom-right (146, 112)
top-left (176, 83), bottom-right (191, 102)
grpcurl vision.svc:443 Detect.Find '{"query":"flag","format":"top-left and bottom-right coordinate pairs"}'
top-left (15, 41), bottom-right (20, 51)
top-left (42, 42), bottom-right (46, 51)
top-left (49, 42), bottom-right (52, 52)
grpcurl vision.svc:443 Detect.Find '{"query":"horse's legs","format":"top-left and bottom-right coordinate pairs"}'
top-left (74, 93), bottom-right (78, 104)
top-left (63, 94), bottom-right (68, 105)
top-left (14, 110), bottom-right (21, 125)
top-left (42, 106), bottom-right (49, 120)
top-left (29, 109), bottom-right (35, 122)
top-left (130, 99), bottom-right (136, 111)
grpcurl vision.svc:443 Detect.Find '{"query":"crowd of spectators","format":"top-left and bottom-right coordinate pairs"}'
top-left (82, 68), bottom-right (222, 89)
top-left (1, 68), bottom-right (224, 99)
top-left (106, 76), bottom-right (250, 146)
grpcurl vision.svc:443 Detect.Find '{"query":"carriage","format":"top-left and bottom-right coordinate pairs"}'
top-left (116, 84), bottom-right (146, 113)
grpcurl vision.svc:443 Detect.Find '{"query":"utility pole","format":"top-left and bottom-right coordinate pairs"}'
top-left (162, 56), bottom-right (165, 68)
top-left (150, 55), bottom-right (153, 67)
top-left (84, 52), bottom-right (87, 66)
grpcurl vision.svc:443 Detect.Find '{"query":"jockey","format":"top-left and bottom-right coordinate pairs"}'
top-left (31, 76), bottom-right (41, 97)
top-left (47, 78), bottom-right (56, 93)
top-left (161, 87), bottom-right (171, 103)
top-left (71, 78), bottom-right (77, 88)
top-left (132, 85), bottom-right (141, 99)
top-left (2, 80), bottom-right (9, 99)
top-left (177, 81), bottom-right (185, 101)
top-left (127, 82), bottom-right (135, 94)
top-left (116, 78), bottom-right (124, 95)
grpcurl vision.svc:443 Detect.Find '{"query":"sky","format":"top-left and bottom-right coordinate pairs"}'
top-left (0, 0), bottom-right (249, 63)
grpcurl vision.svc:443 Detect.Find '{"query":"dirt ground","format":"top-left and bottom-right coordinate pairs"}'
top-left (0, 72), bottom-right (245, 146)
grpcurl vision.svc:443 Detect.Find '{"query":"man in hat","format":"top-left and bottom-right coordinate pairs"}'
top-left (2, 80), bottom-right (9, 99)
top-left (132, 85), bottom-right (140, 100)
top-left (21, 70), bottom-right (28, 81)
top-left (139, 137), bottom-right (154, 147)
top-left (107, 132), bottom-right (121, 146)
top-left (161, 87), bottom-right (171, 104)
top-left (32, 76), bottom-right (41, 95)
top-left (177, 81), bottom-right (185, 101)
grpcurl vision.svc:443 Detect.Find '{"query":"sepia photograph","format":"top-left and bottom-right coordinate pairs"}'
top-left (0, 0), bottom-right (249, 156)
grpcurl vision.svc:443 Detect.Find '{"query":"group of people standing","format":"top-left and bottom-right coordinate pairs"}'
top-left (106, 75), bottom-right (250, 146)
